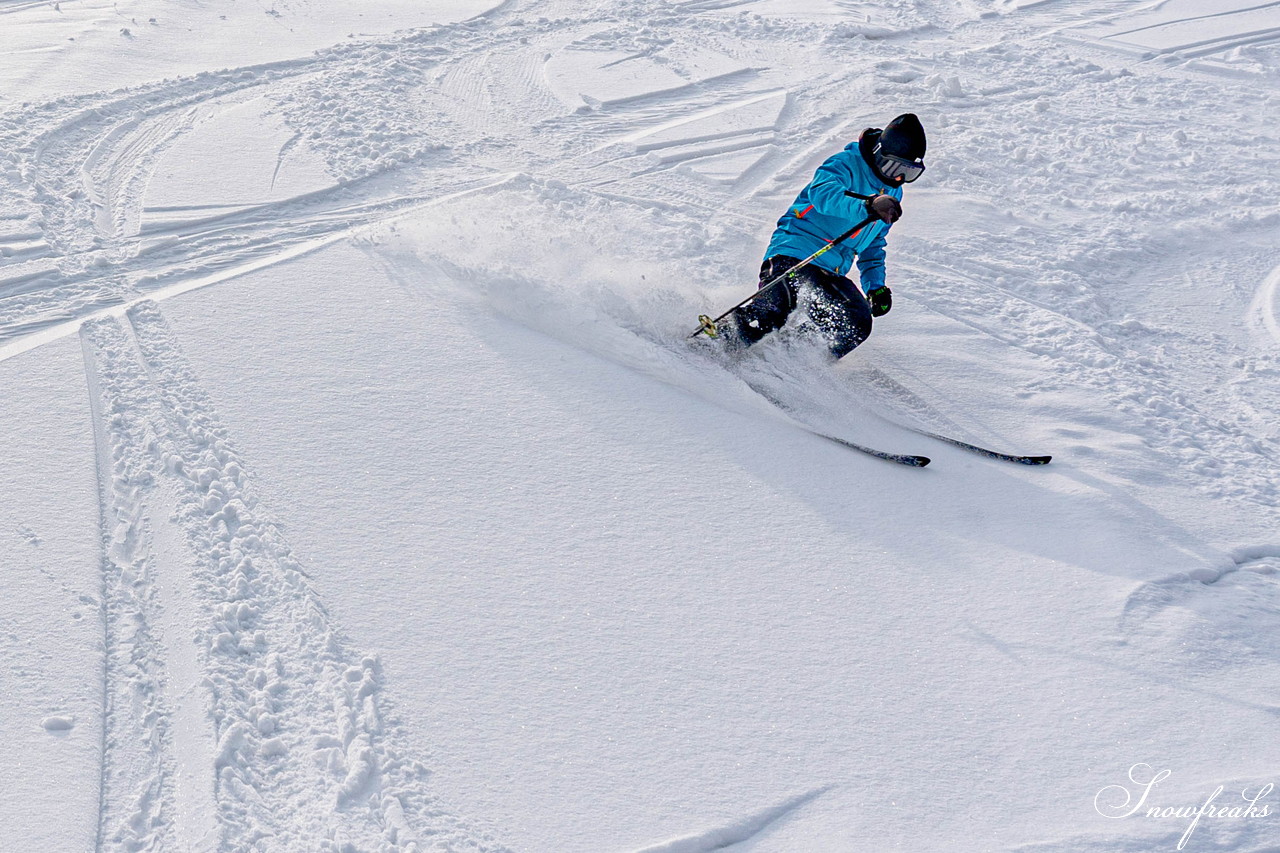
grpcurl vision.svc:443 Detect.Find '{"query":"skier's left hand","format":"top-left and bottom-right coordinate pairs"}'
top-left (868, 286), bottom-right (892, 317)
top-left (866, 194), bottom-right (902, 224)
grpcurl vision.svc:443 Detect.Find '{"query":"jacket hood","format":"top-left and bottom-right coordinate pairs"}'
top-left (857, 127), bottom-right (898, 186)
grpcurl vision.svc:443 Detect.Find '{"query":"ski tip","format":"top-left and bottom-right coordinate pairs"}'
top-left (1020, 455), bottom-right (1052, 465)
top-left (909, 455), bottom-right (931, 467)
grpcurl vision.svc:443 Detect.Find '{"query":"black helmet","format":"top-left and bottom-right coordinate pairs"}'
top-left (880, 113), bottom-right (926, 160)
top-left (872, 113), bottom-right (926, 184)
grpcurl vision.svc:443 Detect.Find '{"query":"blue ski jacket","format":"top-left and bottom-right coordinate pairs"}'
top-left (765, 132), bottom-right (902, 294)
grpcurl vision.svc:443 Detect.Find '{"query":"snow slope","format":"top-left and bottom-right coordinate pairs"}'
top-left (3, 0), bottom-right (1280, 851)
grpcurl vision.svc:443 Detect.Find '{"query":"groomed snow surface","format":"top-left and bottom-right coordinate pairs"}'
top-left (3, 0), bottom-right (1280, 850)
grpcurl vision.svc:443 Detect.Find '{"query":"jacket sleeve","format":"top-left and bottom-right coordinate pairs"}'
top-left (856, 226), bottom-right (888, 293)
top-left (806, 155), bottom-right (868, 221)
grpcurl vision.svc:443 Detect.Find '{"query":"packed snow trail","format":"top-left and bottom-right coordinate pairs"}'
top-left (82, 314), bottom-right (184, 850)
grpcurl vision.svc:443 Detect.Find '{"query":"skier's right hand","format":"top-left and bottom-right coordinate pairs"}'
top-left (866, 194), bottom-right (902, 224)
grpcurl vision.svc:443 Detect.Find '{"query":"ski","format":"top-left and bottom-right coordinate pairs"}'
top-left (813, 429), bottom-right (931, 466)
top-left (909, 429), bottom-right (1050, 465)
top-left (698, 326), bottom-right (1047, 466)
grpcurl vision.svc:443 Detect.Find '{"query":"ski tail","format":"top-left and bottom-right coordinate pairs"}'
top-left (818, 430), bottom-right (931, 466)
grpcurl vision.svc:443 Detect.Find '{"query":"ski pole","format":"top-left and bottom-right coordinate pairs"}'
top-left (690, 213), bottom-right (878, 339)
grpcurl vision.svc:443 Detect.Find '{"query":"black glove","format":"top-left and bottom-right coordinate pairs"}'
top-left (865, 193), bottom-right (902, 224)
top-left (867, 286), bottom-right (892, 317)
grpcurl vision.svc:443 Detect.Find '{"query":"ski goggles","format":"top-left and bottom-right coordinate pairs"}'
top-left (875, 151), bottom-right (926, 183)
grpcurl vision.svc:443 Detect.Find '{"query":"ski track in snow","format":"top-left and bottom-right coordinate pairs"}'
top-left (80, 301), bottom-right (509, 851)
top-left (82, 313), bottom-right (182, 850)
top-left (1248, 261), bottom-right (1280, 347)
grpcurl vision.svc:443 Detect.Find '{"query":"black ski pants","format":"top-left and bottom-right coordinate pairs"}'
top-left (735, 255), bottom-right (874, 359)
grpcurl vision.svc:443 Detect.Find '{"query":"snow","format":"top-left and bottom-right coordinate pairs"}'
top-left (0, 341), bottom-right (102, 850)
top-left (4, 0), bottom-right (1280, 850)
top-left (1068, 0), bottom-right (1280, 58)
top-left (139, 93), bottom-right (335, 233)
top-left (0, 0), bottom-right (504, 101)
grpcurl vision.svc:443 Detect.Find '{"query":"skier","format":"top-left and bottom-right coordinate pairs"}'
top-left (719, 113), bottom-right (927, 358)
